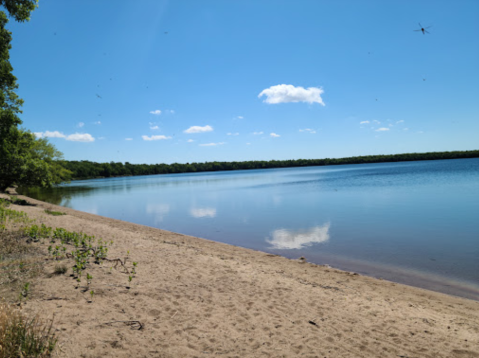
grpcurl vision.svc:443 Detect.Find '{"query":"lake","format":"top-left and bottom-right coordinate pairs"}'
top-left (22, 158), bottom-right (479, 300)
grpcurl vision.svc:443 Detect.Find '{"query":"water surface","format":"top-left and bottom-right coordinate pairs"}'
top-left (23, 159), bottom-right (479, 300)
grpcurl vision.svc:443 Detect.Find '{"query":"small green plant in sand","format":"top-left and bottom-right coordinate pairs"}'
top-left (127, 275), bottom-right (133, 289)
top-left (44, 209), bottom-right (65, 216)
top-left (0, 302), bottom-right (57, 358)
top-left (19, 282), bottom-right (30, 302)
top-left (89, 290), bottom-right (94, 302)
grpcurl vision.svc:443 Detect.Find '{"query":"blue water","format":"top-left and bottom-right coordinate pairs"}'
top-left (23, 159), bottom-right (479, 300)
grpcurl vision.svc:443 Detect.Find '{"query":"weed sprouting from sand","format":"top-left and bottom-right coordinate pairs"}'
top-left (0, 302), bottom-right (57, 358)
top-left (19, 282), bottom-right (30, 302)
top-left (54, 264), bottom-right (67, 275)
top-left (44, 209), bottom-right (65, 216)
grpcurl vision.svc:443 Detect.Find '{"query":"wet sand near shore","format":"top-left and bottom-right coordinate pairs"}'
top-left (2, 193), bottom-right (479, 358)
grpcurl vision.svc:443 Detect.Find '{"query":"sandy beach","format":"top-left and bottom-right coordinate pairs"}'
top-left (1, 193), bottom-right (478, 358)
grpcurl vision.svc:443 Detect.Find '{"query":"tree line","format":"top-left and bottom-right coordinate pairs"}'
top-left (61, 150), bottom-right (479, 180)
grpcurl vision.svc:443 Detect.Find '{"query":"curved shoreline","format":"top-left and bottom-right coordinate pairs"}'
top-left (2, 192), bottom-right (479, 357)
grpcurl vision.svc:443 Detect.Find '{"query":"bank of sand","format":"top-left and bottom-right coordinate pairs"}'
top-left (2, 193), bottom-right (479, 358)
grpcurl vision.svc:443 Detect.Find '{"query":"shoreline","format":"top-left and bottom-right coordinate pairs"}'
top-left (2, 192), bottom-right (479, 357)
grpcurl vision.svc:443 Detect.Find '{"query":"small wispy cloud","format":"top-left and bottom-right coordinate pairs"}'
top-left (35, 131), bottom-right (94, 142)
top-left (98, 137), bottom-right (105, 140)
top-left (299, 128), bottom-right (316, 134)
top-left (404, 128), bottom-right (409, 131)
top-left (199, 142), bottom-right (225, 147)
top-left (372, 120), bottom-right (381, 124)
top-left (34, 131), bottom-right (66, 139)
top-left (150, 125), bottom-right (159, 130)
top-left (396, 120), bottom-right (405, 124)
top-left (259, 84), bottom-right (325, 105)
top-left (227, 132), bottom-right (239, 136)
top-left (237, 116), bottom-right (244, 119)
top-left (187, 139), bottom-right (195, 143)
top-left (66, 133), bottom-right (95, 142)
top-left (184, 125), bottom-right (213, 134)
top-left (77, 122), bottom-right (85, 128)
top-left (149, 110), bottom-right (162, 115)
top-left (142, 135), bottom-right (172, 141)
top-left (125, 138), bottom-right (133, 141)
top-left (270, 133), bottom-right (280, 138)
top-left (246, 143), bottom-right (251, 145)
top-left (252, 131), bottom-right (263, 135)
top-left (375, 127), bottom-right (390, 132)
top-left (94, 121), bottom-right (101, 125)
top-left (360, 120), bottom-right (370, 124)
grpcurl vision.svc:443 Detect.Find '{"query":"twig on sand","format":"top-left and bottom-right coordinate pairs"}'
top-left (102, 258), bottom-right (129, 273)
top-left (102, 320), bottom-right (144, 330)
top-left (42, 296), bottom-right (68, 301)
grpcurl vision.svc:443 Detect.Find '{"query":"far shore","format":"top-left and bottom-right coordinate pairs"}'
top-left (2, 192), bottom-right (479, 358)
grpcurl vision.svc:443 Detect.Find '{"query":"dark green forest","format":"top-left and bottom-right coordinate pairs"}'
top-left (61, 150), bottom-right (479, 180)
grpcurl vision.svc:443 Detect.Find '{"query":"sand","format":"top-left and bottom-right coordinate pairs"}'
top-left (1, 193), bottom-right (478, 358)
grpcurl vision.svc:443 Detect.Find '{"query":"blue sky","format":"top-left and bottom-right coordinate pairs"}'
top-left (7, 0), bottom-right (479, 164)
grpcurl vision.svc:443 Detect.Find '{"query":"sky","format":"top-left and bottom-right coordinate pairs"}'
top-left (6, 0), bottom-right (479, 164)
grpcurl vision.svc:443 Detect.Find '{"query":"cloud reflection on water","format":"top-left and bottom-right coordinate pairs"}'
top-left (146, 203), bottom-right (170, 223)
top-left (190, 207), bottom-right (217, 218)
top-left (267, 223), bottom-right (330, 249)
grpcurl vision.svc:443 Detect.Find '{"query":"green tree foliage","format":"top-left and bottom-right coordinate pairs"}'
top-left (0, 0), bottom-right (70, 192)
top-left (0, 129), bottom-right (72, 191)
top-left (62, 150), bottom-right (479, 180)
top-left (0, 0), bottom-right (37, 22)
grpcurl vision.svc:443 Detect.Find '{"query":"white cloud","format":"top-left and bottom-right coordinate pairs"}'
top-left (246, 142), bottom-right (251, 145)
top-left (98, 136), bottom-right (106, 140)
top-left (237, 116), bottom-right (244, 119)
top-left (227, 132), bottom-right (239, 136)
top-left (258, 84), bottom-right (325, 105)
top-left (375, 127), bottom-right (390, 132)
top-left (77, 122), bottom-right (85, 128)
top-left (372, 120), bottom-right (381, 124)
top-left (190, 207), bottom-right (216, 218)
top-left (66, 133), bottom-right (95, 142)
top-left (360, 121), bottom-right (370, 124)
top-left (150, 110), bottom-right (162, 115)
top-left (184, 125), bottom-right (213, 134)
top-left (403, 128), bottom-right (409, 131)
top-left (167, 110), bottom-right (175, 114)
top-left (199, 142), bottom-right (225, 147)
top-left (94, 121), bottom-right (101, 125)
top-left (150, 125), bottom-right (159, 130)
top-left (142, 135), bottom-right (172, 141)
top-left (266, 223), bottom-right (330, 250)
top-left (396, 120), bottom-right (404, 124)
top-left (125, 138), bottom-right (133, 141)
top-left (187, 139), bottom-right (195, 143)
top-left (299, 128), bottom-right (316, 134)
top-left (270, 133), bottom-right (280, 138)
top-left (252, 131), bottom-right (263, 135)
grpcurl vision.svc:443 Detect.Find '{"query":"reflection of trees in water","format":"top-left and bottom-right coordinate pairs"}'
top-left (18, 186), bottom-right (95, 207)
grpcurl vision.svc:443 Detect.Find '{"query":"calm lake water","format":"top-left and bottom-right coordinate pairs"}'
top-left (22, 159), bottom-right (479, 300)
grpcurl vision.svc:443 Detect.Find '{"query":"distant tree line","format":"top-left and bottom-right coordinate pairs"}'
top-left (61, 150), bottom-right (479, 180)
